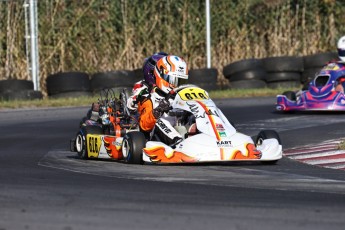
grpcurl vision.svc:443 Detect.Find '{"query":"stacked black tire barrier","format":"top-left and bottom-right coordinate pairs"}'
top-left (188, 68), bottom-right (220, 91)
top-left (223, 59), bottom-right (267, 89)
top-left (132, 68), bottom-right (144, 83)
top-left (262, 56), bottom-right (303, 89)
top-left (46, 72), bottom-right (91, 98)
top-left (302, 52), bottom-right (338, 86)
top-left (39, 52), bottom-right (340, 99)
top-left (90, 70), bottom-right (137, 95)
top-left (0, 79), bottom-right (43, 100)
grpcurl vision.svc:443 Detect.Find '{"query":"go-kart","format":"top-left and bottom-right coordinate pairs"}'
top-left (71, 85), bottom-right (282, 164)
top-left (276, 62), bottom-right (345, 111)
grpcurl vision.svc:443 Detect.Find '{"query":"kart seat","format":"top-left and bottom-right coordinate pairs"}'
top-left (88, 102), bottom-right (100, 121)
top-left (174, 125), bottom-right (187, 139)
top-left (186, 123), bottom-right (198, 138)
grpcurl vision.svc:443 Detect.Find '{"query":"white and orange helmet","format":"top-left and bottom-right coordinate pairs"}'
top-left (153, 55), bottom-right (189, 93)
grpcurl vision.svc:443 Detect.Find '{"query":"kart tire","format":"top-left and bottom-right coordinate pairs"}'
top-left (265, 72), bottom-right (301, 83)
top-left (282, 91), bottom-right (297, 101)
top-left (227, 69), bottom-right (266, 81)
top-left (303, 52), bottom-right (338, 69)
top-left (132, 68), bottom-right (144, 83)
top-left (262, 56), bottom-right (304, 72)
top-left (256, 130), bottom-right (281, 145)
top-left (76, 125), bottom-right (103, 159)
top-left (90, 71), bottom-right (135, 92)
top-left (188, 68), bottom-right (218, 84)
top-left (0, 90), bottom-right (43, 101)
top-left (223, 58), bottom-right (263, 77)
top-left (122, 131), bottom-right (146, 164)
top-left (256, 130), bottom-right (281, 165)
top-left (46, 72), bottom-right (91, 95)
top-left (0, 79), bottom-right (34, 92)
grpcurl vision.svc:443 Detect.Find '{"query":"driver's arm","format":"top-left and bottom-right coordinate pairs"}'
top-left (137, 98), bottom-right (157, 131)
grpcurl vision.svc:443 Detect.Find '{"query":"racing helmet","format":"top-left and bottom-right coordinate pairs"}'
top-left (337, 36), bottom-right (345, 62)
top-left (143, 52), bottom-right (168, 86)
top-left (153, 55), bottom-right (189, 94)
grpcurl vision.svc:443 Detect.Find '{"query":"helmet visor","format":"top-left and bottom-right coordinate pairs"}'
top-left (163, 72), bottom-right (188, 87)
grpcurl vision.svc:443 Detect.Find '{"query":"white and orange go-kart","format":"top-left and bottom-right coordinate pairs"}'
top-left (71, 85), bottom-right (282, 164)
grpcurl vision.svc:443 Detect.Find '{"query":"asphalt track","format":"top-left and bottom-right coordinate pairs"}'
top-left (0, 97), bottom-right (345, 230)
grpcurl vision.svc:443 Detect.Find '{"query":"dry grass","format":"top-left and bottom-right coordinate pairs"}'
top-left (0, 96), bottom-right (94, 110)
top-left (209, 87), bottom-right (299, 99)
top-left (0, 1), bottom-right (344, 95)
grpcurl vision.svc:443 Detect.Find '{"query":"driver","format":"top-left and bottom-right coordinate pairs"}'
top-left (337, 35), bottom-right (345, 62)
top-left (127, 53), bottom-right (189, 147)
top-left (334, 36), bottom-right (345, 93)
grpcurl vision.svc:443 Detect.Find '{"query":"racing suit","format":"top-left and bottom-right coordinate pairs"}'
top-left (127, 80), bottom-right (183, 146)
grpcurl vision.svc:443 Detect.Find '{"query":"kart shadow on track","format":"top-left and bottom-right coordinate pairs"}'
top-left (65, 150), bottom-right (281, 167)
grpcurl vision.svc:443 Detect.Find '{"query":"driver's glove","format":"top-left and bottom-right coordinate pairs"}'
top-left (127, 96), bottom-right (137, 111)
top-left (153, 99), bottom-right (170, 119)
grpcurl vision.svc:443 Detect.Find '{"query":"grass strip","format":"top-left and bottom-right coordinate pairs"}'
top-left (0, 87), bottom-right (299, 109)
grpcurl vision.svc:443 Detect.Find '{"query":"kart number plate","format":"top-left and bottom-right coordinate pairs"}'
top-left (178, 87), bottom-right (209, 101)
top-left (87, 134), bottom-right (102, 158)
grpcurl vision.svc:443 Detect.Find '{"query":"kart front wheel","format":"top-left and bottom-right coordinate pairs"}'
top-left (256, 130), bottom-right (281, 145)
top-left (282, 91), bottom-right (296, 101)
top-left (76, 125), bottom-right (103, 159)
top-left (122, 131), bottom-right (146, 164)
top-left (256, 130), bottom-right (281, 165)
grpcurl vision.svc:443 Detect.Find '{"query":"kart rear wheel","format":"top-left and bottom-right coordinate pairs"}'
top-left (282, 91), bottom-right (297, 101)
top-left (76, 125), bottom-right (103, 159)
top-left (256, 130), bottom-right (281, 165)
top-left (122, 131), bottom-right (146, 164)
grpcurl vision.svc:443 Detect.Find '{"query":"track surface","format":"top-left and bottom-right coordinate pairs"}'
top-left (1, 97), bottom-right (345, 230)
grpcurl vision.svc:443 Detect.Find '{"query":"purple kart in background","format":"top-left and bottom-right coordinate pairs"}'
top-left (276, 62), bottom-right (345, 112)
